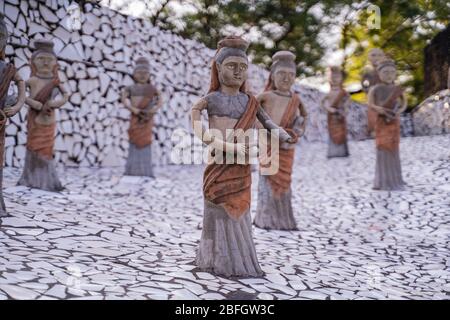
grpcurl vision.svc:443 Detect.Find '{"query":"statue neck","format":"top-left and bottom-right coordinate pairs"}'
top-left (35, 72), bottom-right (55, 80)
top-left (220, 85), bottom-right (240, 96)
top-left (273, 89), bottom-right (292, 97)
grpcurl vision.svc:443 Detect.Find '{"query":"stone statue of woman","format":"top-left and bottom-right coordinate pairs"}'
top-left (362, 48), bottom-right (386, 137)
top-left (0, 13), bottom-right (26, 217)
top-left (191, 36), bottom-right (295, 277)
top-left (368, 59), bottom-right (407, 190)
top-left (121, 57), bottom-right (162, 177)
top-left (18, 39), bottom-right (68, 192)
top-left (321, 66), bottom-right (350, 158)
top-left (254, 51), bottom-right (307, 230)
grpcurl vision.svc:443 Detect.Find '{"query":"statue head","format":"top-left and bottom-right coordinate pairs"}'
top-left (209, 36), bottom-right (249, 93)
top-left (368, 48), bottom-right (385, 67)
top-left (0, 13), bottom-right (8, 59)
top-left (31, 39), bottom-right (58, 78)
top-left (133, 57), bottom-right (150, 84)
top-left (377, 59), bottom-right (397, 84)
top-left (327, 66), bottom-right (345, 87)
top-left (266, 51), bottom-right (296, 92)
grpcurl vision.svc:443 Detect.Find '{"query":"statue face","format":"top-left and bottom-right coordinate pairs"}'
top-left (0, 26), bottom-right (7, 52)
top-left (378, 66), bottom-right (397, 84)
top-left (33, 52), bottom-right (57, 77)
top-left (217, 56), bottom-right (248, 89)
top-left (133, 68), bottom-right (150, 84)
top-left (368, 49), bottom-right (385, 67)
top-left (328, 70), bottom-right (343, 87)
top-left (272, 66), bottom-right (295, 92)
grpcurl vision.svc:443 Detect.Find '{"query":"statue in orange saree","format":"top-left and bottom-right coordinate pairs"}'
top-left (191, 37), bottom-right (295, 277)
top-left (18, 40), bottom-right (68, 192)
top-left (0, 13), bottom-right (26, 216)
top-left (121, 57), bottom-right (162, 177)
top-left (254, 51), bottom-right (307, 231)
top-left (368, 59), bottom-right (407, 190)
top-left (321, 66), bottom-right (350, 158)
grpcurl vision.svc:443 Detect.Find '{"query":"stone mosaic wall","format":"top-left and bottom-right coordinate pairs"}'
top-left (2, 0), bottom-right (415, 167)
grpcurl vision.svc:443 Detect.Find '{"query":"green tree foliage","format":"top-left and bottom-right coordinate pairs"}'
top-left (172, 0), bottom-right (352, 77)
top-left (139, 0), bottom-right (449, 106)
top-left (340, 0), bottom-right (450, 106)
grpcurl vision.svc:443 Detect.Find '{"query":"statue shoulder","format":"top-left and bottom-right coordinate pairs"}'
top-left (370, 83), bottom-right (383, 93)
top-left (203, 91), bottom-right (222, 106)
top-left (204, 91), bottom-right (219, 100)
top-left (192, 96), bottom-right (208, 111)
top-left (256, 90), bottom-right (271, 99)
top-left (255, 91), bottom-right (272, 106)
top-left (26, 76), bottom-right (39, 86)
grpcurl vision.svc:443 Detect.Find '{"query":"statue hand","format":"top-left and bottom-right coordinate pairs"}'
top-left (42, 104), bottom-right (52, 116)
top-left (287, 135), bottom-right (298, 144)
top-left (235, 142), bottom-right (248, 158)
top-left (3, 106), bottom-right (19, 118)
top-left (35, 101), bottom-right (44, 110)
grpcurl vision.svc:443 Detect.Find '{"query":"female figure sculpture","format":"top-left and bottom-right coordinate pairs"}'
top-left (191, 37), bottom-right (295, 277)
top-left (18, 40), bottom-right (68, 192)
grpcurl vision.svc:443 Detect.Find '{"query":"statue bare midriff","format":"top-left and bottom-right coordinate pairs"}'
top-left (26, 76), bottom-right (68, 126)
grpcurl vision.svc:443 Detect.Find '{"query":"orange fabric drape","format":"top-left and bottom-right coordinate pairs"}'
top-left (26, 109), bottom-right (56, 160)
top-left (128, 85), bottom-right (157, 149)
top-left (0, 63), bottom-right (16, 105)
top-left (375, 86), bottom-right (403, 152)
top-left (203, 95), bottom-right (258, 219)
top-left (327, 89), bottom-right (348, 145)
top-left (260, 94), bottom-right (300, 198)
top-left (0, 64), bottom-right (15, 166)
top-left (375, 117), bottom-right (400, 152)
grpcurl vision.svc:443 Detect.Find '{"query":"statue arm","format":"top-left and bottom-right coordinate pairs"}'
top-left (121, 87), bottom-right (139, 115)
top-left (368, 88), bottom-right (385, 115)
top-left (4, 72), bottom-right (26, 117)
top-left (299, 102), bottom-right (308, 132)
top-left (149, 90), bottom-right (163, 114)
top-left (320, 95), bottom-right (337, 113)
top-left (254, 92), bottom-right (267, 129)
top-left (256, 105), bottom-right (294, 143)
top-left (25, 79), bottom-right (43, 111)
top-left (191, 97), bottom-right (244, 155)
top-left (398, 92), bottom-right (408, 114)
top-left (292, 114), bottom-right (305, 138)
top-left (47, 83), bottom-right (69, 109)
